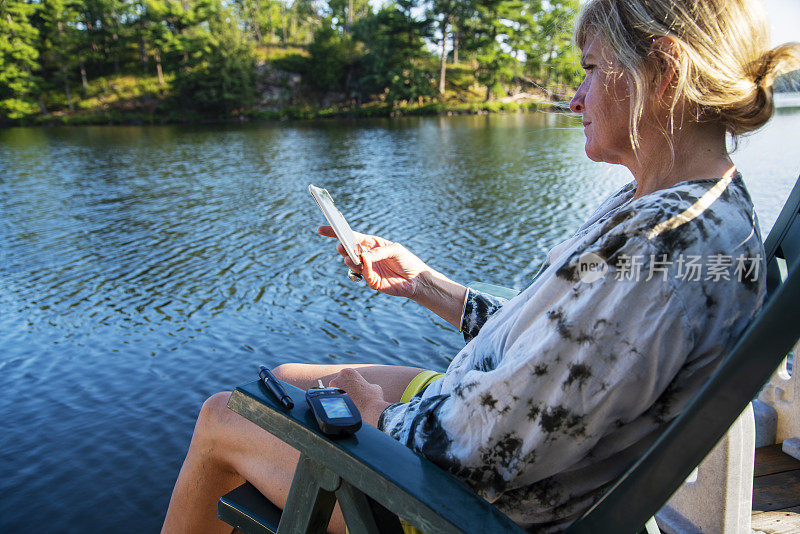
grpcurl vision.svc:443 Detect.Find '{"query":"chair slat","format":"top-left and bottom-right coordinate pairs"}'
top-left (764, 177), bottom-right (800, 263)
top-left (777, 216), bottom-right (800, 270)
top-left (218, 482), bottom-right (281, 534)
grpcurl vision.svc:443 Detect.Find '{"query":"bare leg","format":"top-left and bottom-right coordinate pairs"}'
top-left (272, 363), bottom-right (430, 402)
top-left (162, 392), bottom-right (344, 534)
top-left (163, 364), bottom-right (433, 533)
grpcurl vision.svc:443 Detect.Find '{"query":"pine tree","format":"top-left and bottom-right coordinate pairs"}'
top-left (0, 0), bottom-right (41, 120)
top-left (36, 0), bottom-right (83, 111)
top-left (353, 2), bottom-right (434, 107)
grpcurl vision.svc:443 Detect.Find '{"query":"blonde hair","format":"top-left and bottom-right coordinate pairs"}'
top-left (574, 0), bottom-right (800, 152)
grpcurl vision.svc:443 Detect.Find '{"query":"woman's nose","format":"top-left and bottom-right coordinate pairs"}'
top-left (570, 79), bottom-right (586, 113)
top-left (570, 90), bottom-right (584, 113)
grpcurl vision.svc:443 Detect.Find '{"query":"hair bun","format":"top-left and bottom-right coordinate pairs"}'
top-left (752, 57), bottom-right (769, 88)
top-left (726, 43), bottom-right (800, 136)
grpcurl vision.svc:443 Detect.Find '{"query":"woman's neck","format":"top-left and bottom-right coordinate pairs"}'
top-left (628, 122), bottom-right (734, 200)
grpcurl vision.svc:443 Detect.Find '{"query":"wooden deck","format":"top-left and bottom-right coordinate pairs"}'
top-left (752, 444), bottom-right (800, 533)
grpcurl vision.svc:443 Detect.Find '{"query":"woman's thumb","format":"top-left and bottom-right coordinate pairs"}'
top-left (359, 250), bottom-right (379, 287)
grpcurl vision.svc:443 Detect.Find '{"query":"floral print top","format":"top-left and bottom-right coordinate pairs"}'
top-left (378, 173), bottom-right (766, 531)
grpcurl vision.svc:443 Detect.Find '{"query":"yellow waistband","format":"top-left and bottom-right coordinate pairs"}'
top-left (400, 370), bottom-right (445, 403)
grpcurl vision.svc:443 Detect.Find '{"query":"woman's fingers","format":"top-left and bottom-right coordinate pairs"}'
top-left (317, 225), bottom-right (336, 238)
top-left (360, 243), bottom-right (407, 288)
top-left (362, 242), bottom-right (411, 266)
top-left (344, 256), bottom-right (363, 273)
top-left (359, 255), bottom-right (381, 289)
top-left (317, 226), bottom-right (416, 292)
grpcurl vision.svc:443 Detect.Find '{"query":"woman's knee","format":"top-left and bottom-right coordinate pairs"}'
top-left (194, 391), bottom-right (233, 442)
top-left (201, 391), bottom-right (232, 416)
top-left (271, 363), bottom-right (296, 382)
top-left (272, 362), bottom-right (312, 387)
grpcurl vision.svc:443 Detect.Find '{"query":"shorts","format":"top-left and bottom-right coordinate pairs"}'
top-left (400, 370), bottom-right (446, 403)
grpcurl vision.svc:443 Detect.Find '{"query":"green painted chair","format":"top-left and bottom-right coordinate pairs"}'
top-left (219, 174), bottom-right (800, 534)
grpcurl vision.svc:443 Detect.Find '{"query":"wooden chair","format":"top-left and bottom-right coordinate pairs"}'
top-left (218, 175), bottom-right (800, 534)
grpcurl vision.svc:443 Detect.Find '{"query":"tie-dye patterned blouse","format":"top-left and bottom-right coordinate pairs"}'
top-left (378, 173), bottom-right (765, 532)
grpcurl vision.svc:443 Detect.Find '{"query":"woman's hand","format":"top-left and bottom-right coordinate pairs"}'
top-left (316, 225), bottom-right (468, 328)
top-left (317, 225), bottom-right (431, 299)
top-left (328, 368), bottom-right (390, 428)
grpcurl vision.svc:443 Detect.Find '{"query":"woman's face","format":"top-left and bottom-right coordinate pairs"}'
top-left (570, 34), bottom-right (635, 166)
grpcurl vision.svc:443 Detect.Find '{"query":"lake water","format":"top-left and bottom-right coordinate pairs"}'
top-left (1, 109), bottom-right (799, 532)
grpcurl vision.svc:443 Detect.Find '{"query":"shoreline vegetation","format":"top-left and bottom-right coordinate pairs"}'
top-left (25, 101), bottom-right (559, 127)
top-left (3, 0), bottom-right (798, 128)
top-left (2, 0), bottom-right (584, 128)
top-left (17, 64), bottom-right (567, 127)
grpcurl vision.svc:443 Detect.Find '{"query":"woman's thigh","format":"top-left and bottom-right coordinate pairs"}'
top-left (272, 363), bottom-right (429, 403)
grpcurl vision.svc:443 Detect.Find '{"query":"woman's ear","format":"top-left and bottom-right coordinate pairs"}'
top-left (649, 37), bottom-right (680, 100)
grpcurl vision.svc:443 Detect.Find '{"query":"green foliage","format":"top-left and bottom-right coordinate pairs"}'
top-left (462, 0), bottom-right (517, 100)
top-left (523, 0), bottom-right (582, 88)
top-left (77, 74), bottom-right (170, 106)
top-left (306, 22), bottom-right (359, 91)
top-left (231, 0), bottom-right (319, 45)
top-left (451, 0), bottom-right (581, 100)
top-left (230, 0), bottom-right (278, 43)
top-left (327, 0), bottom-right (370, 32)
top-left (352, 4), bottom-right (435, 106)
top-left (1, 0), bottom-right (41, 119)
top-left (171, 7), bottom-right (257, 114)
top-left (270, 51), bottom-right (309, 74)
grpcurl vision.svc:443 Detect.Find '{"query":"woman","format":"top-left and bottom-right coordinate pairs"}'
top-left (162, 0), bottom-right (800, 532)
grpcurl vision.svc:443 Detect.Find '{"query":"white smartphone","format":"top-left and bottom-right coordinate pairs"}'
top-left (308, 184), bottom-right (363, 281)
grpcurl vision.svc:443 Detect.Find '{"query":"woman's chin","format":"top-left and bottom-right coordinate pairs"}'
top-left (584, 144), bottom-right (622, 165)
top-left (584, 145), bottom-right (604, 162)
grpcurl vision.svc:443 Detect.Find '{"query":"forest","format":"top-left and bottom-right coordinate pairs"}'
top-left (4, 0), bottom-right (798, 125)
top-left (0, 0), bottom-right (585, 124)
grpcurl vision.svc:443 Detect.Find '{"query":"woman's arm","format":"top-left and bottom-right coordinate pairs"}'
top-left (318, 225), bottom-right (467, 328)
top-left (408, 269), bottom-right (468, 329)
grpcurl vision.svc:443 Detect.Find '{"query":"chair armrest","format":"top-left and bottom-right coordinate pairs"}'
top-left (228, 380), bottom-right (524, 534)
top-left (467, 282), bottom-right (520, 300)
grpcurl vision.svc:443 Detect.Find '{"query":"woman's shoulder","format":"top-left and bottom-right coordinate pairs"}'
top-left (595, 173), bottom-right (758, 252)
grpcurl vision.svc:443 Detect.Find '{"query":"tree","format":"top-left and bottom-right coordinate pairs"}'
top-left (462, 0), bottom-right (518, 100)
top-left (522, 0), bottom-right (580, 89)
top-left (352, 2), bottom-right (435, 107)
top-left (306, 21), bottom-right (359, 93)
top-left (328, 0), bottom-right (370, 34)
top-left (34, 0), bottom-right (86, 112)
top-left (429, 0), bottom-right (477, 96)
top-left (0, 0), bottom-right (41, 119)
top-left (78, 0), bottom-right (133, 76)
top-left (171, 4), bottom-right (258, 114)
top-left (456, 0), bottom-right (579, 100)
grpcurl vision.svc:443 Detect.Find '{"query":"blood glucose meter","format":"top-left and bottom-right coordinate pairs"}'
top-left (305, 384), bottom-right (362, 437)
